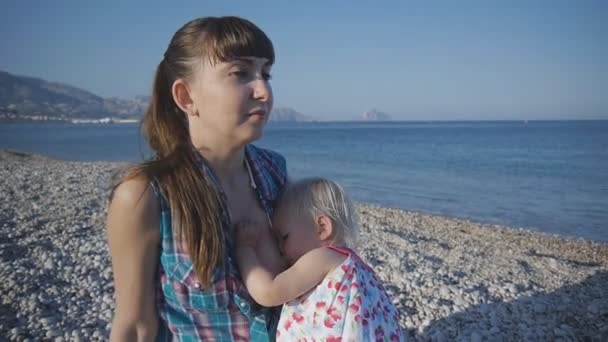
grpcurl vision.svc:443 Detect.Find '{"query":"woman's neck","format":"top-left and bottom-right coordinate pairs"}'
top-left (193, 142), bottom-right (247, 182)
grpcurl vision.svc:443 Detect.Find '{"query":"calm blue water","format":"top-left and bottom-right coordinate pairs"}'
top-left (1, 121), bottom-right (607, 241)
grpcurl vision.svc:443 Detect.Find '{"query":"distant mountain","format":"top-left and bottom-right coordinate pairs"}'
top-left (269, 107), bottom-right (313, 122)
top-left (0, 70), bottom-right (148, 122)
top-left (102, 96), bottom-right (149, 117)
top-left (0, 70), bottom-right (106, 120)
top-left (361, 109), bottom-right (392, 121)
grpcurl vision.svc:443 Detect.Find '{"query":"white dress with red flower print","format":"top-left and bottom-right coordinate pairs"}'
top-left (276, 246), bottom-right (405, 342)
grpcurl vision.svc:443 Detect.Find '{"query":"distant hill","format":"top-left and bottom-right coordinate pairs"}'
top-left (102, 96), bottom-right (150, 117)
top-left (361, 109), bottom-right (392, 121)
top-left (0, 70), bottom-right (306, 122)
top-left (270, 107), bottom-right (313, 122)
top-left (0, 70), bottom-right (149, 122)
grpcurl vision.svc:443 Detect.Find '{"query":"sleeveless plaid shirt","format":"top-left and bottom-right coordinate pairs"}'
top-left (152, 145), bottom-right (288, 341)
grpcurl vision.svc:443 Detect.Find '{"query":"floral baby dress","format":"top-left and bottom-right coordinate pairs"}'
top-left (276, 246), bottom-right (404, 341)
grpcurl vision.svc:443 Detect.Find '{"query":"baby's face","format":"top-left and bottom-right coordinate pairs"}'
top-left (272, 208), bottom-right (322, 265)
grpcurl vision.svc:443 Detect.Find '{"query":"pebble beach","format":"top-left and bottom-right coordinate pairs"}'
top-left (1, 150), bottom-right (607, 341)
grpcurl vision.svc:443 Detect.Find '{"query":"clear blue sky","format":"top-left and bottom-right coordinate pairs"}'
top-left (1, 0), bottom-right (606, 120)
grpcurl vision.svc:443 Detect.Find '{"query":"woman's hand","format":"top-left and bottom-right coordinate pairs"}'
top-left (234, 220), bottom-right (266, 248)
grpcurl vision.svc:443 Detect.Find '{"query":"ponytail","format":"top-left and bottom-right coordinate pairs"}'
top-left (112, 59), bottom-right (225, 288)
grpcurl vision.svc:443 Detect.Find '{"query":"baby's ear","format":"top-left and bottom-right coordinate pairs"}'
top-left (316, 215), bottom-right (334, 241)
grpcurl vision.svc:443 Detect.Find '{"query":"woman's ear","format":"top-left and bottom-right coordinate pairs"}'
top-left (171, 79), bottom-right (198, 117)
top-left (316, 215), bottom-right (334, 242)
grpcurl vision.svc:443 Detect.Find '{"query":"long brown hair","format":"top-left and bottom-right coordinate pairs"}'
top-left (111, 17), bottom-right (274, 287)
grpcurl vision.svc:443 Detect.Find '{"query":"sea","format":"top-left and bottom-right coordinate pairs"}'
top-left (1, 120), bottom-right (607, 241)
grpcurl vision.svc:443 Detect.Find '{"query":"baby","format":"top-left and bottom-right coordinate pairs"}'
top-left (236, 177), bottom-right (404, 341)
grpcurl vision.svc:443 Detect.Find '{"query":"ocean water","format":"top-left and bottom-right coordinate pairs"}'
top-left (1, 121), bottom-right (607, 241)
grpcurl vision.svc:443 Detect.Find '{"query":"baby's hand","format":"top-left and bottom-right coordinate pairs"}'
top-left (234, 220), bottom-right (265, 247)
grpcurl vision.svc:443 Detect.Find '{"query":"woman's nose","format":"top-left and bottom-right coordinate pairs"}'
top-left (252, 78), bottom-right (271, 102)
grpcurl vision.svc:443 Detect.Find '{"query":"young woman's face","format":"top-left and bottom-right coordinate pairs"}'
top-left (272, 209), bottom-right (322, 265)
top-left (188, 56), bottom-right (273, 145)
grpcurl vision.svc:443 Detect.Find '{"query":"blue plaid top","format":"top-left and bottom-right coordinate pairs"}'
top-left (152, 145), bottom-right (288, 341)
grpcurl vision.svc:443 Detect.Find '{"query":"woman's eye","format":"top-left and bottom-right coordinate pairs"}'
top-left (262, 72), bottom-right (272, 81)
top-left (230, 70), bottom-right (246, 77)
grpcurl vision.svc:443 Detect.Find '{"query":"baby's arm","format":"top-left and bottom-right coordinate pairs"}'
top-left (235, 222), bottom-right (334, 307)
top-left (255, 225), bottom-right (288, 275)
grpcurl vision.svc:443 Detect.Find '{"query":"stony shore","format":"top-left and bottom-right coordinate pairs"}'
top-left (1, 150), bottom-right (607, 341)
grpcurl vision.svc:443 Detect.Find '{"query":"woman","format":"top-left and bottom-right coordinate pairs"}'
top-left (106, 16), bottom-right (287, 341)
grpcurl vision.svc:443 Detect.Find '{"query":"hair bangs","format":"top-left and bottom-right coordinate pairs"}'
top-left (202, 16), bottom-right (275, 65)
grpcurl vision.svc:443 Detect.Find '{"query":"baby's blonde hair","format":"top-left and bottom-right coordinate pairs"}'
top-left (275, 177), bottom-right (359, 248)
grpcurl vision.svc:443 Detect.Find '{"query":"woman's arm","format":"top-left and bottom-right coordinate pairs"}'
top-left (236, 246), bottom-right (337, 307)
top-left (106, 177), bottom-right (160, 342)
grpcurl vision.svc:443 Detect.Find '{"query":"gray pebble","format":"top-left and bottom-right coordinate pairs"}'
top-left (46, 329), bottom-right (60, 338)
top-left (432, 330), bottom-right (447, 342)
top-left (534, 302), bottom-right (547, 314)
top-left (454, 296), bottom-right (467, 307)
top-left (43, 259), bottom-right (55, 269)
top-left (587, 299), bottom-right (605, 315)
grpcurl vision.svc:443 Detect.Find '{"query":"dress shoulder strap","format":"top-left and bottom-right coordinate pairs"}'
top-left (325, 245), bottom-right (352, 256)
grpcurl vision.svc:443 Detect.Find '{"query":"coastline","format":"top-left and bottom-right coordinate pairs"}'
top-left (0, 150), bottom-right (606, 341)
top-left (0, 118), bottom-right (139, 124)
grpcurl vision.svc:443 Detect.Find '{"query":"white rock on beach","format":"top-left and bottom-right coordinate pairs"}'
top-left (1, 150), bottom-right (608, 341)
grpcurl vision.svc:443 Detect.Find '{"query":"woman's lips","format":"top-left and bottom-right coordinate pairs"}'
top-left (248, 110), bottom-right (267, 120)
top-left (249, 110), bottom-right (266, 117)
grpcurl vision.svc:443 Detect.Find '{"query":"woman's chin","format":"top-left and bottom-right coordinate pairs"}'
top-left (240, 124), bottom-right (265, 143)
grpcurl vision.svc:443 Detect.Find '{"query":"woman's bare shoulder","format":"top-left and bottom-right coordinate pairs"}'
top-left (107, 174), bottom-right (159, 235)
top-left (111, 175), bottom-right (155, 209)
